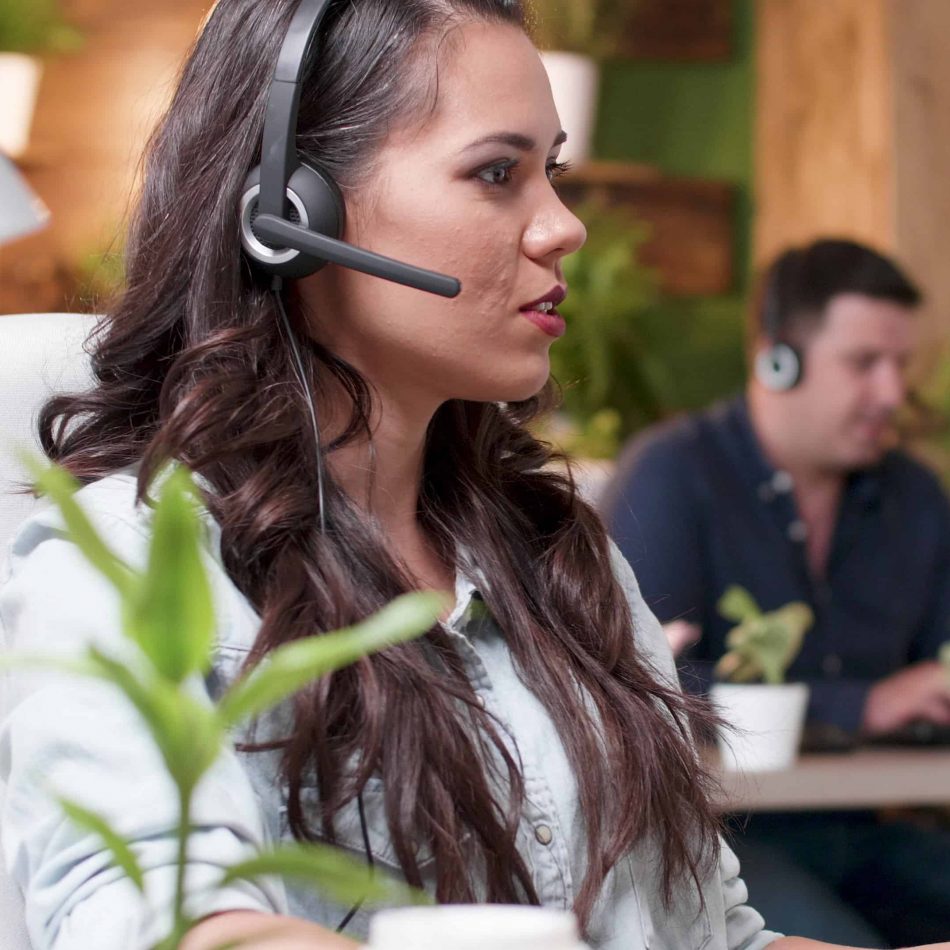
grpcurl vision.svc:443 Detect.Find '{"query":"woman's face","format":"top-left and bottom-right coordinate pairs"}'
top-left (302, 20), bottom-right (587, 413)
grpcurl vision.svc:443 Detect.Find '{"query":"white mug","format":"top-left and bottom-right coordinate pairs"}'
top-left (367, 905), bottom-right (589, 950)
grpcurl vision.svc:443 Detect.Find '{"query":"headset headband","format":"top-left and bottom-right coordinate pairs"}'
top-left (761, 262), bottom-right (783, 345)
top-left (245, 0), bottom-right (461, 297)
top-left (259, 0), bottom-right (333, 219)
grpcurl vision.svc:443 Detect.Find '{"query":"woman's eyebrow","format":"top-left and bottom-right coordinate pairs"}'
top-left (460, 130), bottom-right (567, 153)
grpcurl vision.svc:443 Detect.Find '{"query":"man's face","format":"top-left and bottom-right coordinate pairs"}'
top-left (785, 293), bottom-right (918, 470)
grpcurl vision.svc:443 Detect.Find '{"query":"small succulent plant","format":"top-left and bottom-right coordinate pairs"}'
top-left (714, 585), bottom-right (813, 686)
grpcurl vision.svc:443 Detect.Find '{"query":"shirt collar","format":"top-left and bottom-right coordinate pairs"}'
top-left (729, 394), bottom-right (883, 508)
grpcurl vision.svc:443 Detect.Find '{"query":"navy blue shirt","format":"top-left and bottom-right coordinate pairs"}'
top-left (601, 395), bottom-right (950, 733)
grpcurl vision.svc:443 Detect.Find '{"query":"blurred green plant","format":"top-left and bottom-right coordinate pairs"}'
top-left (72, 238), bottom-right (125, 310)
top-left (529, 0), bottom-right (633, 58)
top-left (546, 200), bottom-right (746, 458)
top-left (0, 0), bottom-right (82, 53)
top-left (907, 347), bottom-right (950, 487)
top-left (940, 642), bottom-right (950, 687)
top-left (5, 458), bottom-right (442, 949)
top-left (548, 407), bottom-right (622, 460)
top-left (547, 201), bottom-right (660, 458)
top-left (714, 585), bottom-right (813, 686)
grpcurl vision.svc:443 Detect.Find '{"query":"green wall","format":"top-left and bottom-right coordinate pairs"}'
top-left (596, 0), bottom-right (754, 284)
top-left (590, 0), bottom-right (755, 424)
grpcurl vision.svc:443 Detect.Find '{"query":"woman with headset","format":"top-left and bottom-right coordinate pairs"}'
top-left (2, 2), bottom-right (944, 949)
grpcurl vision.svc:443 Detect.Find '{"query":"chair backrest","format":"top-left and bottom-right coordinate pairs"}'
top-left (0, 312), bottom-right (96, 950)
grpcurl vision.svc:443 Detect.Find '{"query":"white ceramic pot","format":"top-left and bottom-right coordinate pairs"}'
top-left (0, 53), bottom-right (43, 158)
top-left (710, 682), bottom-right (809, 773)
top-left (368, 905), bottom-right (589, 950)
top-left (540, 51), bottom-right (599, 166)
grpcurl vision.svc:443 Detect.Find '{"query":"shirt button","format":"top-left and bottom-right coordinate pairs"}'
top-left (822, 654), bottom-right (842, 676)
top-left (475, 694), bottom-right (487, 709)
top-left (534, 824), bottom-right (553, 846)
top-left (787, 520), bottom-right (808, 543)
top-left (772, 470), bottom-right (794, 493)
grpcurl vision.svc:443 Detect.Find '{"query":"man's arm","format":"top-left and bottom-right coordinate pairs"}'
top-left (858, 473), bottom-right (950, 735)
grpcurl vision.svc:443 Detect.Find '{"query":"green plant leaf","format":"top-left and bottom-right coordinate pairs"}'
top-left (220, 842), bottom-right (429, 909)
top-left (218, 592), bottom-right (445, 727)
top-left (57, 796), bottom-right (145, 892)
top-left (22, 454), bottom-right (134, 596)
top-left (0, 0), bottom-right (83, 53)
top-left (713, 650), bottom-right (760, 684)
top-left (0, 651), bottom-right (109, 679)
top-left (716, 601), bottom-right (813, 685)
top-left (941, 641), bottom-right (950, 682)
top-left (0, 647), bottom-right (207, 776)
top-left (124, 466), bottom-right (214, 683)
top-left (717, 585), bottom-right (761, 624)
top-left (81, 647), bottom-right (223, 793)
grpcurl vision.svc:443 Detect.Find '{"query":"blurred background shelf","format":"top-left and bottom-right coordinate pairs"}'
top-left (559, 162), bottom-right (736, 297)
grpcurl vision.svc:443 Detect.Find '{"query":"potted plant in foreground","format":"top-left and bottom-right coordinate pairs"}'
top-left (2, 459), bottom-right (438, 948)
top-left (710, 586), bottom-right (814, 773)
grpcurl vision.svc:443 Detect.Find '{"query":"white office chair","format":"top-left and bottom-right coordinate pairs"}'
top-left (0, 312), bottom-right (97, 950)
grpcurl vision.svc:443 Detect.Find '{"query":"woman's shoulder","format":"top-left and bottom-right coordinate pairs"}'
top-left (606, 539), bottom-right (679, 689)
top-left (3, 466), bottom-right (260, 654)
top-left (7, 465), bottom-right (230, 564)
top-left (6, 467), bottom-right (150, 568)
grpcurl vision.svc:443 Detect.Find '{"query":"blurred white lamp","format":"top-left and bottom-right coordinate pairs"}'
top-left (0, 53), bottom-right (43, 159)
top-left (0, 153), bottom-right (49, 245)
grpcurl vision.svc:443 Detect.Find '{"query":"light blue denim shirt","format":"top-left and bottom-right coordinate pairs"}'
top-left (0, 471), bottom-right (782, 950)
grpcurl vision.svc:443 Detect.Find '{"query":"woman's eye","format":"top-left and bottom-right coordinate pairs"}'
top-left (546, 159), bottom-right (573, 183)
top-left (476, 162), bottom-right (516, 186)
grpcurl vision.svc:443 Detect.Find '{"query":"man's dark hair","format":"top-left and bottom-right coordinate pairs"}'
top-left (754, 238), bottom-right (922, 349)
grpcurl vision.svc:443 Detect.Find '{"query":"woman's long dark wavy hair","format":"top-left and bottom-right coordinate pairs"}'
top-left (41, 0), bottom-right (721, 929)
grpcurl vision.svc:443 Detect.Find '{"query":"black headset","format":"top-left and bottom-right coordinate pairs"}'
top-left (754, 253), bottom-right (803, 391)
top-left (239, 0), bottom-right (461, 298)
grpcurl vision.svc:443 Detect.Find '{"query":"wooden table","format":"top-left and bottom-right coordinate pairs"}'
top-left (709, 747), bottom-right (950, 812)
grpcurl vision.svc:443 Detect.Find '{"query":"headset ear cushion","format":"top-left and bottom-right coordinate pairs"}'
top-left (755, 343), bottom-right (802, 391)
top-left (239, 161), bottom-right (346, 278)
top-left (293, 159), bottom-right (346, 242)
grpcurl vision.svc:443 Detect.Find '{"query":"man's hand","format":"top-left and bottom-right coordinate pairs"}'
top-left (181, 911), bottom-right (361, 949)
top-left (662, 620), bottom-right (701, 657)
top-left (862, 660), bottom-right (950, 735)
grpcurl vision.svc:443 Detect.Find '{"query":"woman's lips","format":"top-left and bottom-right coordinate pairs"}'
top-left (520, 307), bottom-right (566, 338)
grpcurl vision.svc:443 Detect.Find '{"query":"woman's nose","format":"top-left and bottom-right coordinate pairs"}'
top-left (522, 197), bottom-right (587, 265)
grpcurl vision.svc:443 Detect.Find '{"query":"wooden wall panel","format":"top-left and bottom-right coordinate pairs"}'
top-left (754, 0), bottom-right (895, 268)
top-left (754, 0), bottom-right (950, 344)
top-left (620, 0), bottom-right (733, 61)
top-left (0, 0), bottom-right (208, 314)
top-left (890, 0), bottom-right (950, 350)
top-left (559, 163), bottom-right (736, 296)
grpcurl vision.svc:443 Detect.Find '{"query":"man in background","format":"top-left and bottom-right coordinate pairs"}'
top-left (602, 238), bottom-right (950, 946)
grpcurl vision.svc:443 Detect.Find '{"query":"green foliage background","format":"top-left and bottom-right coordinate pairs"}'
top-left (543, 0), bottom-right (754, 456)
top-left (547, 201), bottom-right (746, 458)
top-left (0, 0), bottom-right (81, 53)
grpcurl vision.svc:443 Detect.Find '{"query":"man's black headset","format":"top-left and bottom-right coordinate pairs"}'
top-left (239, 0), bottom-right (462, 298)
top-left (236, 0), bottom-right (456, 931)
top-left (754, 252), bottom-right (803, 392)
